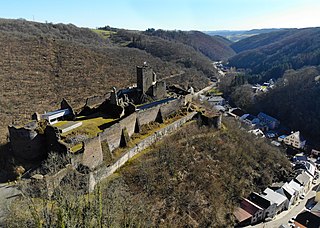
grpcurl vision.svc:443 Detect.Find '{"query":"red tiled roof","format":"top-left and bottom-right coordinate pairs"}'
top-left (234, 207), bottom-right (252, 222)
top-left (240, 198), bottom-right (263, 215)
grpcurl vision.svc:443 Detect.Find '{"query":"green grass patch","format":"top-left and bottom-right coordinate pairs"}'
top-left (70, 143), bottom-right (83, 153)
top-left (207, 87), bottom-right (223, 96)
top-left (61, 114), bottom-right (116, 138)
top-left (52, 121), bottom-right (69, 128)
top-left (91, 29), bottom-right (116, 39)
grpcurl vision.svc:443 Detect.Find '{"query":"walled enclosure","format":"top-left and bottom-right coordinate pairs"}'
top-left (98, 98), bottom-right (184, 153)
top-left (89, 111), bottom-right (197, 192)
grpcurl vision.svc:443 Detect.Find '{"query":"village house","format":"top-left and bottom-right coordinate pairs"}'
top-left (206, 96), bottom-right (225, 106)
top-left (228, 108), bottom-right (245, 119)
top-left (41, 109), bottom-right (72, 125)
top-left (234, 198), bottom-right (264, 226)
top-left (257, 112), bottom-right (280, 130)
top-left (261, 188), bottom-right (289, 212)
top-left (283, 131), bottom-right (306, 149)
top-left (295, 161), bottom-right (316, 177)
top-left (288, 179), bottom-right (304, 198)
top-left (248, 129), bottom-right (265, 138)
top-left (247, 192), bottom-right (277, 219)
top-left (294, 171), bottom-right (313, 194)
top-left (240, 114), bottom-right (260, 127)
top-left (274, 182), bottom-right (298, 208)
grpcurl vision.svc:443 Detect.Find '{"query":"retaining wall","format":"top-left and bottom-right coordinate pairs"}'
top-left (88, 112), bottom-right (197, 192)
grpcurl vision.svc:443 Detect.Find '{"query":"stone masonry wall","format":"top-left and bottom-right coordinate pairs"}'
top-left (119, 112), bottom-right (137, 137)
top-left (8, 126), bottom-right (47, 160)
top-left (160, 98), bottom-right (184, 118)
top-left (82, 136), bottom-right (103, 170)
top-left (88, 112), bottom-right (197, 192)
top-left (99, 123), bottom-right (122, 152)
top-left (137, 106), bottom-right (160, 126)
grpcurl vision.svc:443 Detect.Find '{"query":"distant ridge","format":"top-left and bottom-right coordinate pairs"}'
top-left (204, 28), bottom-right (286, 42)
top-left (228, 27), bottom-right (320, 81)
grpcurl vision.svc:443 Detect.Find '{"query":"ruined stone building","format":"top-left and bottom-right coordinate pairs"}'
top-left (8, 64), bottom-right (176, 170)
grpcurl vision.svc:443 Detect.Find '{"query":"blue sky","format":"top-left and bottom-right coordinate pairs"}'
top-left (0, 0), bottom-right (319, 30)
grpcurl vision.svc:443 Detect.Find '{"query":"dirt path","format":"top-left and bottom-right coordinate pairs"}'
top-left (0, 183), bottom-right (21, 225)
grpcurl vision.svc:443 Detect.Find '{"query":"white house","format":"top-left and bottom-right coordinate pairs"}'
top-left (248, 129), bottom-right (265, 138)
top-left (248, 192), bottom-right (277, 219)
top-left (283, 131), bottom-right (306, 149)
top-left (275, 182), bottom-right (297, 207)
top-left (261, 188), bottom-right (289, 212)
top-left (288, 179), bottom-right (304, 198)
top-left (294, 171), bottom-right (313, 194)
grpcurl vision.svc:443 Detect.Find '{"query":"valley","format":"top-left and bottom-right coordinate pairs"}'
top-left (0, 17), bottom-right (320, 227)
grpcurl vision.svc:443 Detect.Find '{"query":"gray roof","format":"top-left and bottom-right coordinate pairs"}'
top-left (295, 171), bottom-right (312, 186)
top-left (261, 188), bottom-right (288, 206)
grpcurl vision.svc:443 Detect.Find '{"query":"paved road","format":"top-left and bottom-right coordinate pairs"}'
top-left (160, 70), bottom-right (185, 81)
top-left (250, 179), bottom-right (319, 228)
top-left (0, 183), bottom-right (21, 225)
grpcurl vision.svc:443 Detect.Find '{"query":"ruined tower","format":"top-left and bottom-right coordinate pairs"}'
top-left (136, 64), bottom-right (156, 94)
top-left (136, 64), bottom-right (166, 99)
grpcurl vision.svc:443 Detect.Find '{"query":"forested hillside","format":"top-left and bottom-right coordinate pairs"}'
top-left (142, 29), bottom-right (235, 60)
top-left (249, 66), bottom-right (320, 143)
top-left (220, 66), bottom-right (320, 143)
top-left (228, 27), bottom-right (320, 82)
top-left (0, 19), bottom-right (226, 143)
top-left (6, 120), bottom-right (292, 227)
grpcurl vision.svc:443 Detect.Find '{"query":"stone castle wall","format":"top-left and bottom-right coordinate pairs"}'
top-left (137, 106), bottom-right (161, 126)
top-left (88, 111), bottom-right (197, 192)
top-left (85, 94), bottom-right (109, 108)
top-left (8, 126), bottom-right (46, 160)
top-left (119, 112), bottom-right (137, 138)
top-left (99, 123), bottom-right (122, 152)
top-left (160, 98), bottom-right (184, 118)
top-left (81, 136), bottom-right (103, 170)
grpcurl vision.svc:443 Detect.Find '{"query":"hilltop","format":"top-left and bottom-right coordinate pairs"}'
top-left (142, 29), bottom-right (236, 60)
top-left (5, 119), bottom-right (292, 227)
top-left (0, 19), bottom-right (232, 143)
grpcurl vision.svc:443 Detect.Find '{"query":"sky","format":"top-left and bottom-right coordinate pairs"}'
top-left (0, 0), bottom-right (319, 31)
